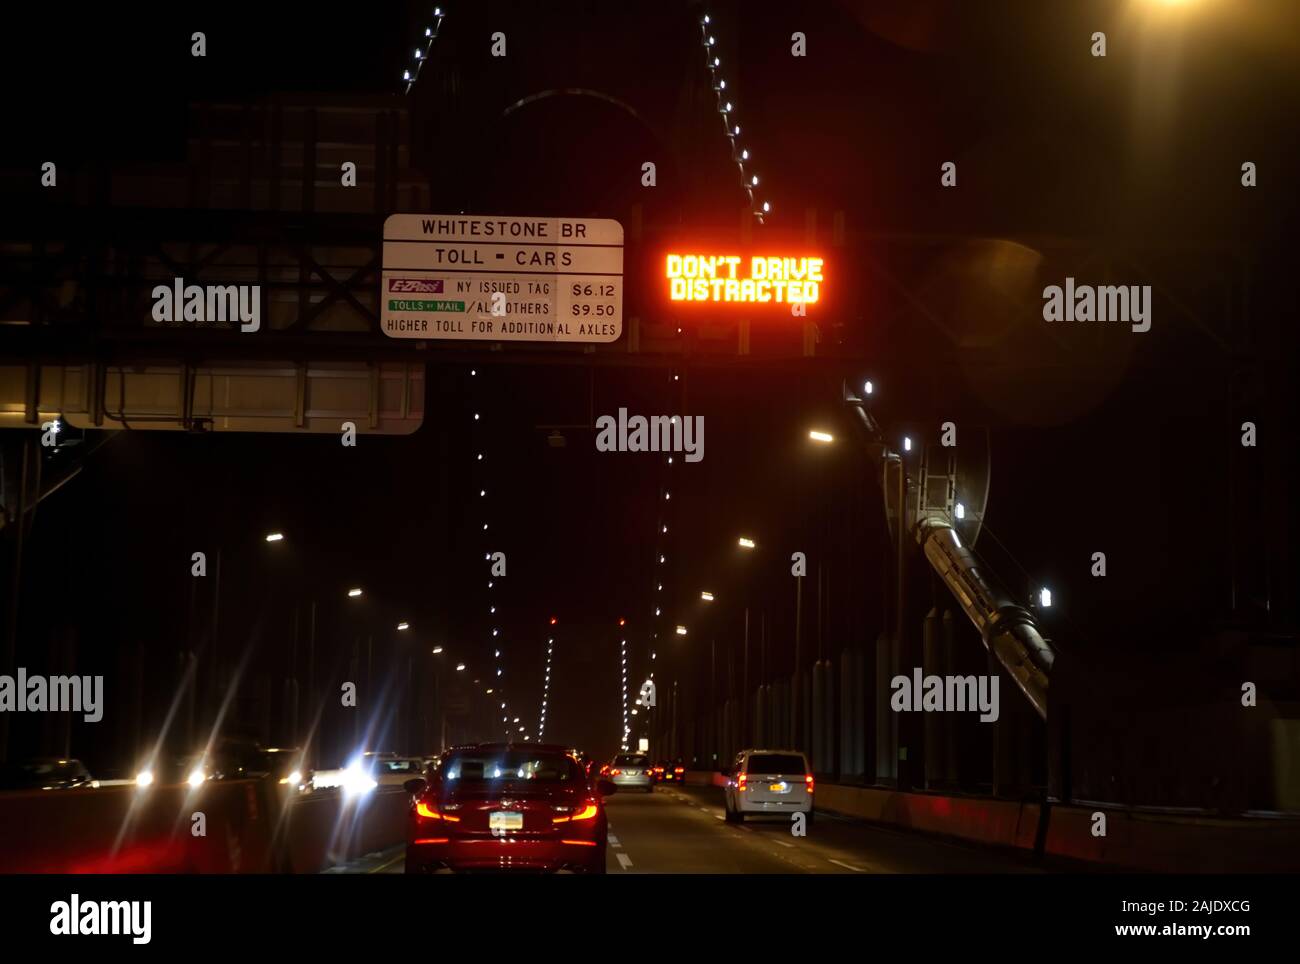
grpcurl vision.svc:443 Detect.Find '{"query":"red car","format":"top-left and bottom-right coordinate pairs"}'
top-left (404, 743), bottom-right (611, 874)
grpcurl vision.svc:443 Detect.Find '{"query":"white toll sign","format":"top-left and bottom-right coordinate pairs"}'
top-left (380, 214), bottom-right (624, 343)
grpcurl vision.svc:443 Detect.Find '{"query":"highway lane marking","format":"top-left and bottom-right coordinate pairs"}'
top-left (369, 852), bottom-right (406, 874)
top-left (616, 853), bottom-right (634, 870)
top-left (608, 834), bottom-right (622, 848)
top-left (828, 858), bottom-right (867, 873)
top-left (776, 840), bottom-right (795, 848)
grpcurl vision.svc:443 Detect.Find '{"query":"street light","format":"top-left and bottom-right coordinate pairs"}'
top-left (738, 536), bottom-right (756, 549)
top-left (431, 646), bottom-right (443, 655)
top-left (676, 625), bottom-right (688, 636)
top-left (396, 622), bottom-right (409, 631)
top-left (455, 662), bottom-right (466, 672)
top-left (1039, 588), bottom-right (1053, 609)
top-left (700, 591), bottom-right (714, 602)
top-left (808, 429), bottom-right (834, 444)
top-left (347, 587), bottom-right (363, 598)
top-left (264, 532), bottom-right (285, 543)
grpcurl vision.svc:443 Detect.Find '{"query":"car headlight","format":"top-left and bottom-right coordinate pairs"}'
top-left (135, 769), bottom-right (154, 789)
top-left (341, 761), bottom-right (378, 798)
top-left (281, 770), bottom-right (303, 786)
top-left (187, 769), bottom-right (207, 788)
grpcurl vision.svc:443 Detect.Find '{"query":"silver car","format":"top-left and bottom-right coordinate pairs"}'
top-left (609, 752), bottom-right (653, 792)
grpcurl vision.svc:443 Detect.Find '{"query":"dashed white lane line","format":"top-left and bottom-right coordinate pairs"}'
top-left (776, 840), bottom-right (796, 848)
top-left (608, 834), bottom-right (622, 848)
top-left (828, 858), bottom-right (866, 872)
top-left (616, 853), bottom-right (634, 870)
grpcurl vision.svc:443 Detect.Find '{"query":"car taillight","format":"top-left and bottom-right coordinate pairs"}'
top-left (415, 799), bottom-right (460, 822)
top-left (805, 774), bottom-right (815, 793)
top-left (553, 801), bottom-right (599, 824)
top-left (611, 768), bottom-right (622, 776)
top-left (674, 767), bottom-right (684, 774)
top-left (737, 773), bottom-right (747, 791)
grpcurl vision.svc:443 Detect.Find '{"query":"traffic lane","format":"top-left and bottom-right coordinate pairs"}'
top-left (340, 790), bottom-right (803, 874)
top-left (661, 784), bottom-right (1046, 874)
top-left (324, 844), bottom-right (406, 874)
top-left (344, 781), bottom-right (1042, 874)
top-left (602, 784), bottom-right (831, 873)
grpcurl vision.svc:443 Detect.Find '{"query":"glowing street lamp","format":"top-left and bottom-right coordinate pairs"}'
top-left (808, 429), bottom-right (834, 444)
top-left (675, 625), bottom-right (688, 636)
top-left (264, 532), bottom-right (285, 543)
top-left (431, 646), bottom-right (443, 655)
top-left (700, 591), bottom-right (714, 602)
top-left (396, 622), bottom-right (410, 631)
top-left (738, 537), bottom-right (756, 550)
top-left (347, 587), bottom-right (363, 598)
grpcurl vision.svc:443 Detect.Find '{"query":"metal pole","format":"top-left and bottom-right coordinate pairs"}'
top-left (366, 634), bottom-right (373, 715)
top-left (1, 438), bottom-right (31, 764)
top-left (895, 458), bottom-right (908, 788)
top-left (307, 598), bottom-right (316, 766)
top-left (793, 575), bottom-right (802, 747)
top-left (290, 606), bottom-right (300, 745)
top-left (211, 547), bottom-right (222, 729)
top-left (406, 652), bottom-right (413, 754)
top-left (742, 607), bottom-right (749, 747)
top-left (436, 663), bottom-right (445, 753)
top-left (185, 563), bottom-right (196, 751)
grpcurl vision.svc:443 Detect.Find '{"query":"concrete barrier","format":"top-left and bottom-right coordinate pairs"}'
top-left (814, 782), bottom-right (1042, 851)
top-left (683, 770), bottom-right (727, 788)
top-left (685, 772), bottom-right (1300, 872)
top-left (0, 781), bottom-right (409, 874)
top-left (0, 779), bottom-right (272, 873)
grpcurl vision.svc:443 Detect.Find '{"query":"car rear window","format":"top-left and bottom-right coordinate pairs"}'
top-left (374, 759), bottom-right (421, 773)
top-left (443, 752), bottom-right (581, 783)
top-left (745, 754), bottom-right (807, 775)
top-left (614, 754), bottom-right (648, 767)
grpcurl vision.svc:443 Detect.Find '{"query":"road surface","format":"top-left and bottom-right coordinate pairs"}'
top-left (340, 783), bottom-right (1047, 874)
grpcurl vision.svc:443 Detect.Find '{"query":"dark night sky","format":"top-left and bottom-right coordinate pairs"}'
top-left (2, 1), bottom-right (1297, 770)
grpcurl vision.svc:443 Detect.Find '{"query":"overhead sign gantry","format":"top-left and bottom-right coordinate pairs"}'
top-left (380, 214), bottom-right (624, 343)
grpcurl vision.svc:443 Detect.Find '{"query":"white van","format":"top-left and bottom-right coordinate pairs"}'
top-left (723, 750), bottom-right (814, 824)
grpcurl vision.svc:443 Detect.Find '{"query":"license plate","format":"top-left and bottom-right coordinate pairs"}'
top-left (769, 782), bottom-right (788, 793)
top-left (490, 811), bottom-right (524, 831)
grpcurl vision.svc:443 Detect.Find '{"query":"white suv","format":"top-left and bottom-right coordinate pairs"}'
top-left (723, 750), bottom-right (814, 824)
